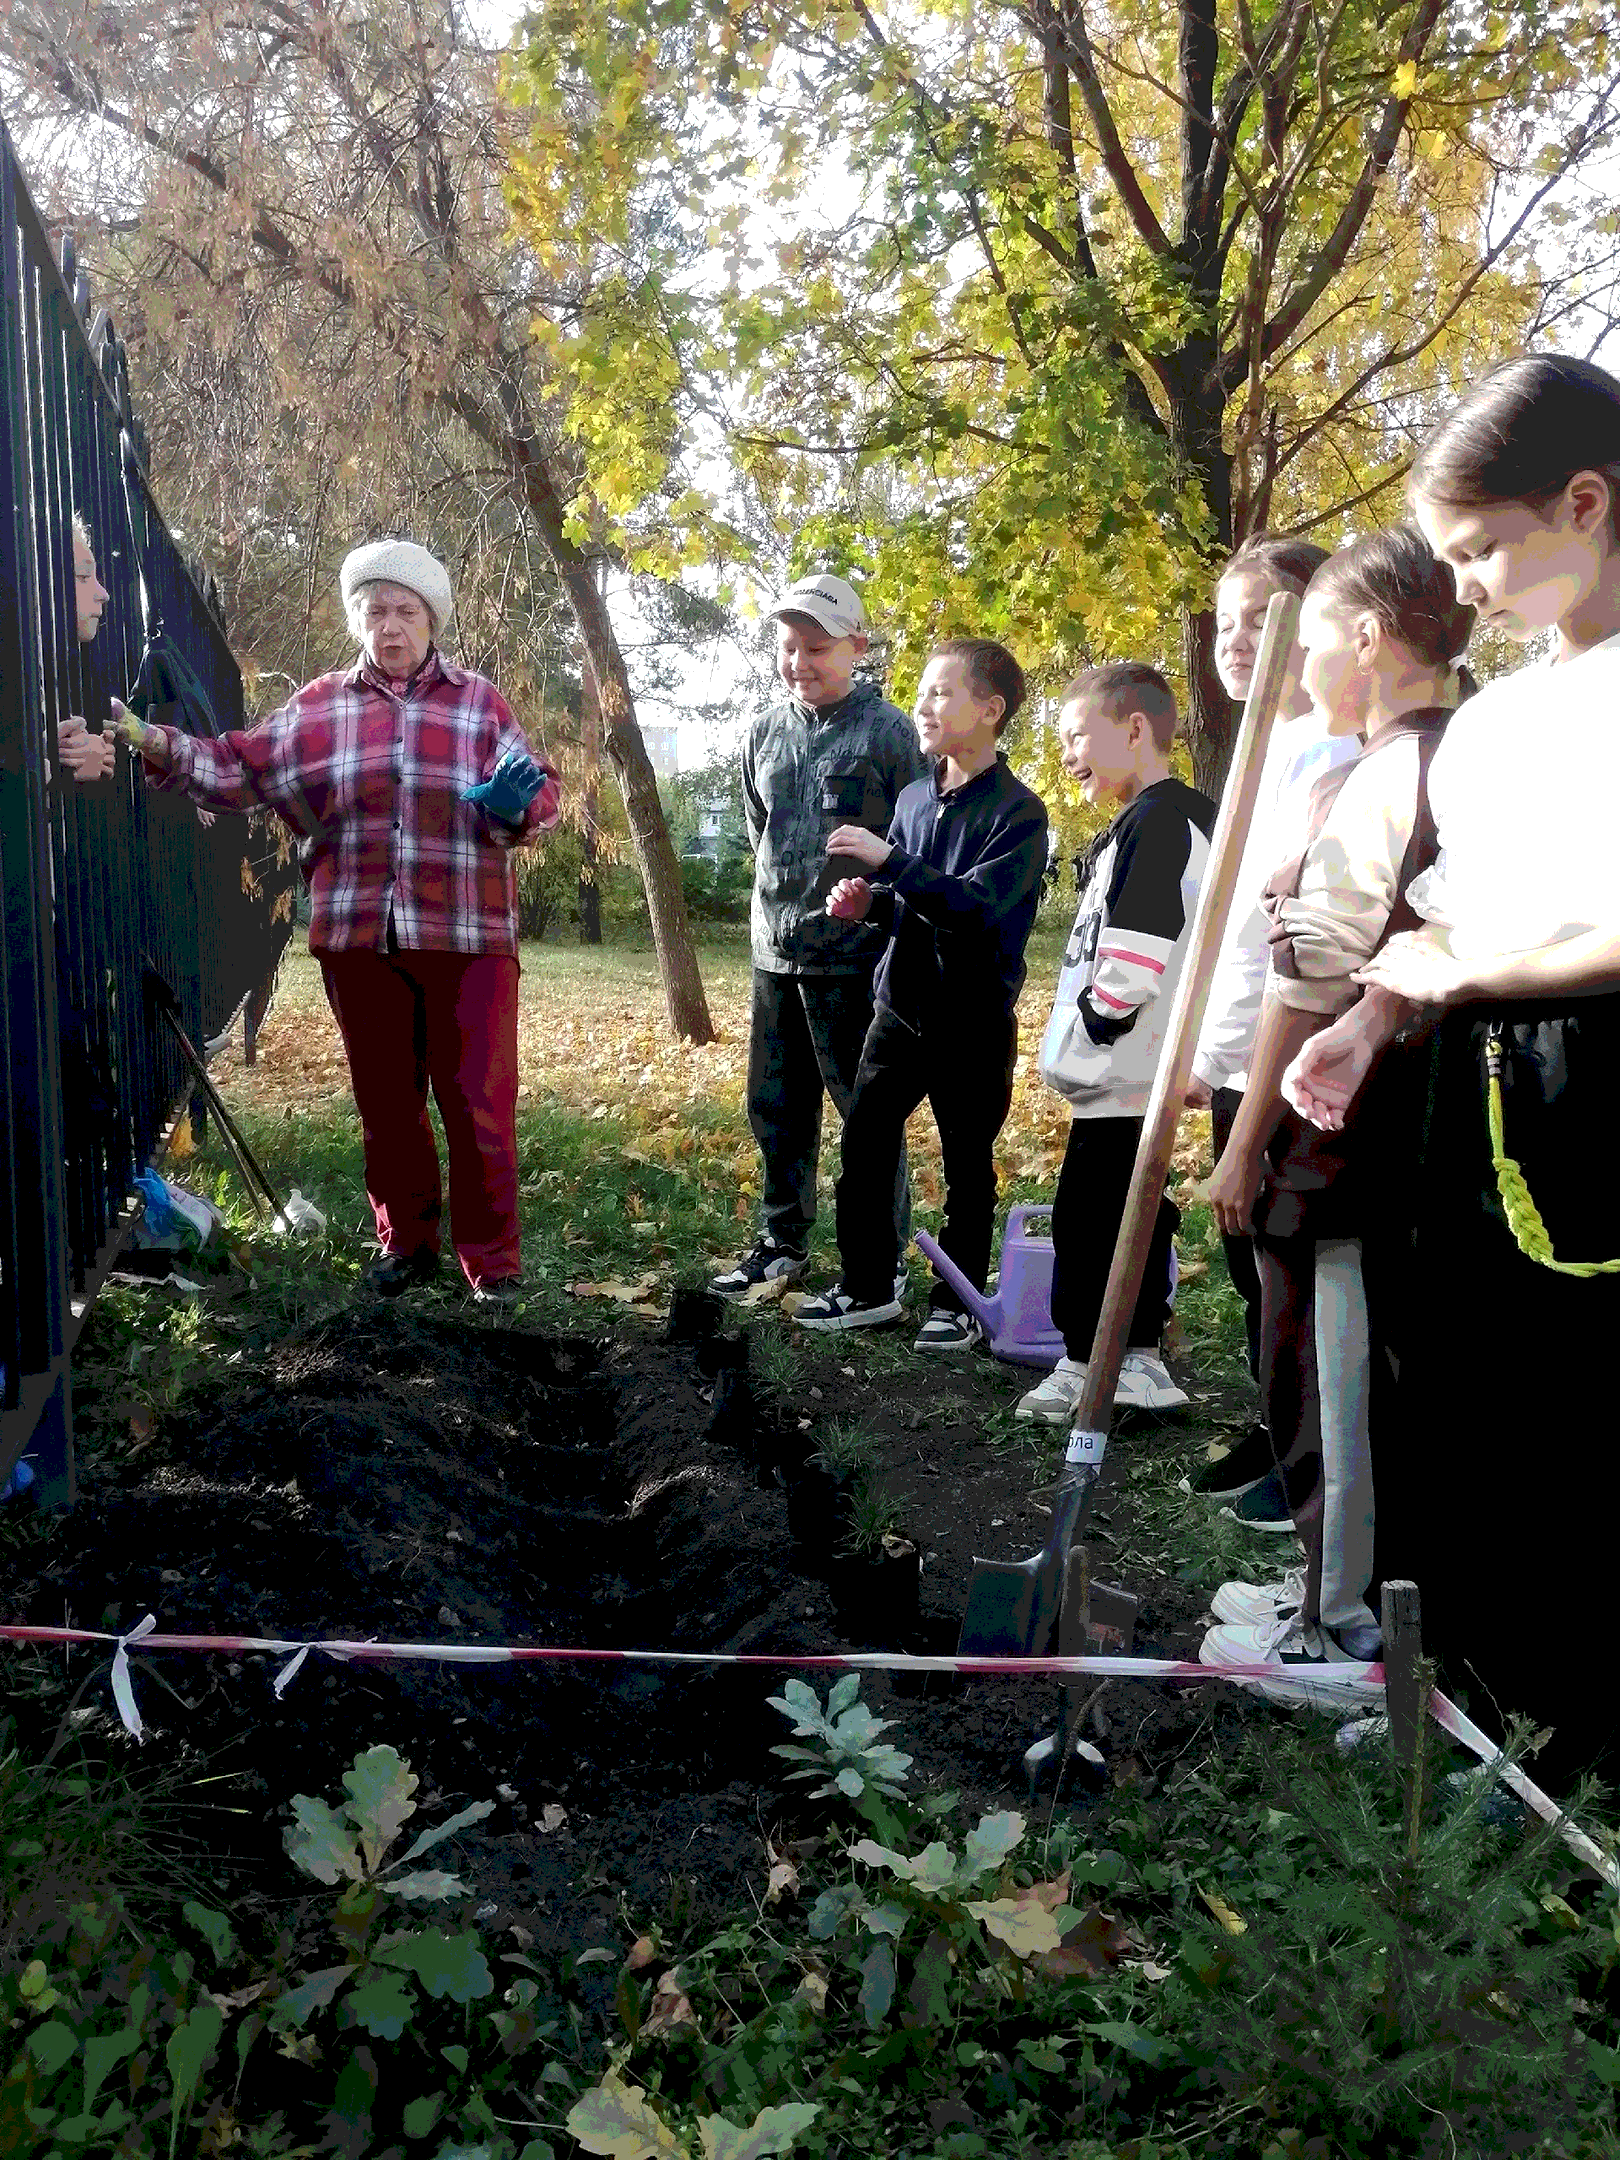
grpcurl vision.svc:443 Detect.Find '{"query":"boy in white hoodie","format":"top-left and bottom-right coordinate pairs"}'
top-left (1017, 664), bottom-right (1215, 1421)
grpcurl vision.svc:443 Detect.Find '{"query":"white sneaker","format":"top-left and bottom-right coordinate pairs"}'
top-left (1114, 1349), bottom-right (1189, 1412)
top-left (1199, 1610), bottom-right (1381, 1712)
top-left (1015, 1356), bottom-right (1088, 1423)
top-left (1209, 1564), bottom-right (1307, 1628)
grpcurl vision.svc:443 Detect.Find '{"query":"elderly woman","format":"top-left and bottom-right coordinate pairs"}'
top-left (115, 538), bottom-right (560, 1303)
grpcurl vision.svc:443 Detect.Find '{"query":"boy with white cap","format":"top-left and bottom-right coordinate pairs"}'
top-left (712, 573), bottom-right (924, 1296)
top-left (115, 536), bottom-right (559, 1303)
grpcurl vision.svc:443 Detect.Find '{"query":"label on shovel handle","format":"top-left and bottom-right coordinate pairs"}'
top-left (1064, 1428), bottom-right (1107, 1467)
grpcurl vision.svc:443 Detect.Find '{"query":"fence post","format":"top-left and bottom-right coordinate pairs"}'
top-left (0, 115), bottom-right (74, 1506)
top-left (1, 114), bottom-right (296, 1508)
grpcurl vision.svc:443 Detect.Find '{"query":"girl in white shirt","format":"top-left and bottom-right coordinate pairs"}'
top-left (1284, 353), bottom-right (1620, 1785)
top-left (1182, 535), bottom-right (1355, 1513)
top-left (1201, 528), bottom-right (1472, 1694)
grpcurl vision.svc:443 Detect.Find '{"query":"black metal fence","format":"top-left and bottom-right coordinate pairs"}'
top-left (2, 112), bottom-right (299, 1506)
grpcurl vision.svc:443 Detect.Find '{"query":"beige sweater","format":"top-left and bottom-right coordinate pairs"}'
top-left (1268, 732), bottom-right (1427, 1017)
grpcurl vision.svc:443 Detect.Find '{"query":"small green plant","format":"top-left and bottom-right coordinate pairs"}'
top-left (282, 1740), bottom-right (492, 1900)
top-left (746, 1328), bottom-right (797, 1400)
top-left (261, 1746), bottom-right (565, 2156)
top-left (811, 1419), bottom-right (878, 1477)
top-left (839, 1481), bottom-right (903, 1558)
top-left (767, 1674), bottom-right (912, 1808)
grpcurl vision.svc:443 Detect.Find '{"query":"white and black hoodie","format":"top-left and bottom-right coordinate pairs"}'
top-left (1039, 778), bottom-right (1216, 1120)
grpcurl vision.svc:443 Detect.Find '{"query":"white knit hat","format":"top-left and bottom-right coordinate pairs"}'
top-left (340, 539), bottom-right (454, 635)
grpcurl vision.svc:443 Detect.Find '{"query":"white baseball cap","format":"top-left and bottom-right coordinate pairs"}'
top-left (767, 573), bottom-right (869, 640)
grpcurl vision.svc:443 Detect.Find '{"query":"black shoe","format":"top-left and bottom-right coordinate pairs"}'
top-left (792, 1284), bottom-right (903, 1331)
top-left (1220, 1464), bottom-right (1296, 1533)
top-left (472, 1277), bottom-right (524, 1307)
top-left (366, 1248), bottom-right (439, 1296)
top-left (1180, 1423), bottom-right (1276, 1499)
top-left (711, 1238), bottom-right (808, 1297)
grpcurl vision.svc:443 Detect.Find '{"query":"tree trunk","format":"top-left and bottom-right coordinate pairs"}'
top-left (560, 561), bottom-right (715, 1042)
top-left (577, 806), bottom-right (602, 944)
top-left (1181, 602), bottom-right (1235, 800)
top-left (577, 648), bottom-right (603, 946)
top-left (1170, 366), bottom-right (1238, 797)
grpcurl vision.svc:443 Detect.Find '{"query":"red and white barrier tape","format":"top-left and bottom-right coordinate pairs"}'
top-left (3, 1619), bottom-right (1612, 1888)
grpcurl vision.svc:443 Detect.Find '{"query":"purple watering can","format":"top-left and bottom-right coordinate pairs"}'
top-left (915, 1205), bottom-right (1064, 1369)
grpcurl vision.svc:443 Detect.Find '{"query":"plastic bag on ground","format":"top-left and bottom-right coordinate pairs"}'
top-left (271, 1190), bottom-right (326, 1238)
top-left (132, 1172), bottom-right (224, 1252)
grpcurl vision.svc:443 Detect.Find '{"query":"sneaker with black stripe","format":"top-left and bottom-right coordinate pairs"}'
top-left (711, 1238), bottom-right (808, 1298)
top-left (913, 1309), bottom-right (984, 1352)
top-left (792, 1284), bottom-right (903, 1332)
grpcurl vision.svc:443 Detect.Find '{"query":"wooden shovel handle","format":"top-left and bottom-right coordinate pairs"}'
top-left (1070, 591), bottom-right (1301, 1434)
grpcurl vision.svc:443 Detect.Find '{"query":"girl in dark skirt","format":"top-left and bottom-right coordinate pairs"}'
top-left (1284, 354), bottom-right (1620, 1787)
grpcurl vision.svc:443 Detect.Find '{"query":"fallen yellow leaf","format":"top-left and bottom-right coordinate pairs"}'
top-left (568, 1273), bottom-right (662, 1303)
top-left (1198, 1886), bottom-right (1248, 1936)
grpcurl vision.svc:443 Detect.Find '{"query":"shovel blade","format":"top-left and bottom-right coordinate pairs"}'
top-left (956, 1440), bottom-right (1106, 1659)
top-left (957, 1553), bottom-right (1062, 1659)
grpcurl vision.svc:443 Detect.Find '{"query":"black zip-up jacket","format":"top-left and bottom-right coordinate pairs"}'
top-left (869, 754), bottom-right (1049, 1027)
top-left (741, 679), bottom-right (925, 975)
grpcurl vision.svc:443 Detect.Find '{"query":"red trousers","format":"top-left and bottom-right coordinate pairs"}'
top-left (319, 947), bottom-right (521, 1287)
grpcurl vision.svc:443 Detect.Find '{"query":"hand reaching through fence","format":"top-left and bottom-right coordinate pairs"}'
top-left (110, 697), bottom-right (174, 768)
top-left (56, 716), bottom-right (116, 782)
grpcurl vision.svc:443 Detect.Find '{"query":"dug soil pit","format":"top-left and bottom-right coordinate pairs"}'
top-left (15, 1300), bottom-right (1263, 1953)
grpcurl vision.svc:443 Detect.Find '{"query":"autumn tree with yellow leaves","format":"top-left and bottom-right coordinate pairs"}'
top-left (2, 0), bottom-right (716, 1035)
top-left (509, 0), bottom-right (1620, 789)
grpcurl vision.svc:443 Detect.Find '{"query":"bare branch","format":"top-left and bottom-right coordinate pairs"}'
top-left (1018, 0), bottom-right (1172, 257)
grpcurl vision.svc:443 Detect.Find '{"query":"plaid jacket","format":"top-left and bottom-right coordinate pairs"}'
top-left (148, 651), bottom-right (560, 955)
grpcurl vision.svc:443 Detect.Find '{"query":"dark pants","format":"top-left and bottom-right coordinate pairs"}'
top-left (1050, 1115), bottom-right (1179, 1364)
top-left (1210, 1085), bottom-right (1264, 1380)
top-left (834, 1005), bottom-right (1016, 1309)
top-left (747, 969), bottom-right (907, 1255)
top-left (1378, 1000), bottom-right (1620, 1786)
top-left (320, 946), bottom-right (521, 1287)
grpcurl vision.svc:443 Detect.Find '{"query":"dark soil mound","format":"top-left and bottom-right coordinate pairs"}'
top-left (18, 1303), bottom-right (1236, 1949)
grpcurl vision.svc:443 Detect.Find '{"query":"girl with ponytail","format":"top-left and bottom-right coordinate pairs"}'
top-left (1200, 525), bottom-right (1474, 1697)
top-left (1282, 355), bottom-right (1620, 1781)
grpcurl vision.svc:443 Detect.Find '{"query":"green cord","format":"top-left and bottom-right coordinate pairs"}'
top-left (1485, 1029), bottom-right (1620, 1277)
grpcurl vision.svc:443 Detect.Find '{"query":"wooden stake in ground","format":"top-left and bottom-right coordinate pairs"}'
top-left (1381, 1578), bottom-right (1430, 1853)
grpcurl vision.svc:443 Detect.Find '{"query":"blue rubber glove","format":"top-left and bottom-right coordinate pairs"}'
top-left (462, 748), bottom-right (544, 826)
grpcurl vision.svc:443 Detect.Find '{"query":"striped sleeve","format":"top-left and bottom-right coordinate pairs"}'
top-left (1079, 799), bottom-right (1195, 1044)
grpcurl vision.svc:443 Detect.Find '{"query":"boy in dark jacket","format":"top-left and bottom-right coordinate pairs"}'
top-left (794, 639), bottom-right (1048, 1348)
top-left (1017, 663), bottom-right (1215, 1420)
top-left (712, 574), bottom-right (924, 1297)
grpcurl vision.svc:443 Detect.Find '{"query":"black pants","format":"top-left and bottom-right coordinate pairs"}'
top-left (1050, 1115), bottom-right (1179, 1363)
top-left (1379, 998), bottom-right (1620, 1786)
top-left (1210, 1085), bottom-right (1264, 1380)
top-left (747, 969), bottom-right (907, 1255)
top-left (834, 1005), bottom-right (1016, 1308)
